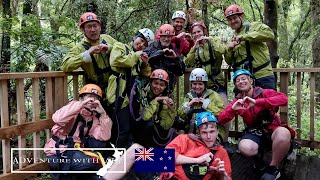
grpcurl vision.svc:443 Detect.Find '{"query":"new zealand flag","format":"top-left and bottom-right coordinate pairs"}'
top-left (134, 148), bottom-right (175, 172)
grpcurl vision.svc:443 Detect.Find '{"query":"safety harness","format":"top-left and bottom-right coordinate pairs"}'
top-left (228, 23), bottom-right (271, 80)
top-left (195, 41), bottom-right (223, 91)
top-left (82, 40), bottom-right (113, 95)
top-left (52, 112), bottom-right (105, 171)
top-left (182, 149), bottom-right (217, 180)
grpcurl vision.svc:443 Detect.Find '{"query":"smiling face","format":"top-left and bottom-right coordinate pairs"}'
top-left (191, 25), bottom-right (204, 41)
top-left (159, 35), bottom-right (173, 47)
top-left (173, 18), bottom-right (185, 32)
top-left (191, 81), bottom-right (206, 95)
top-left (81, 21), bottom-right (101, 43)
top-left (198, 123), bottom-right (217, 147)
top-left (151, 79), bottom-right (167, 95)
top-left (226, 14), bottom-right (243, 30)
top-left (235, 74), bottom-right (253, 91)
top-left (133, 37), bottom-right (147, 51)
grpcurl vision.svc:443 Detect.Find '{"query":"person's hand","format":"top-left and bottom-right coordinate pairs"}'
top-left (242, 96), bottom-right (256, 108)
top-left (88, 44), bottom-right (108, 54)
top-left (196, 152), bottom-right (214, 165)
top-left (176, 32), bottom-right (186, 39)
top-left (81, 98), bottom-right (95, 109)
top-left (163, 48), bottom-right (177, 59)
top-left (155, 96), bottom-right (168, 102)
top-left (184, 33), bottom-right (192, 41)
top-left (140, 52), bottom-right (149, 65)
top-left (91, 100), bottom-right (106, 115)
top-left (209, 158), bottom-right (229, 178)
top-left (232, 35), bottom-right (241, 43)
top-left (231, 99), bottom-right (246, 110)
top-left (165, 97), bottom-right (174, 110)
top-left (188, 98), bottom-right (202, 107)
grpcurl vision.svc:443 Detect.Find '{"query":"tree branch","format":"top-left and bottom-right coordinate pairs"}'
top-left (114, 3), bottom-right (160, 32)
top-left (60, 0), bottom-right (69, 15)
top-left (288, 5), bottom-right (311, 57)
top-left (249, 0), bottom-right (256, 21)
top-left (253, 0), bottom-right (263, 22)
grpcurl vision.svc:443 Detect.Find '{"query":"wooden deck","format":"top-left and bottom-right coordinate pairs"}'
top-left (1, 68), bottom-right (320, 179)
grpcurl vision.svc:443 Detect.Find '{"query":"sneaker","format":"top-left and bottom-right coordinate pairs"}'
top-left (260, 166), bottom-right (281, 180)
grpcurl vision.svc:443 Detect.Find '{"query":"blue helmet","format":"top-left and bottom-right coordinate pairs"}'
top-left (233, 69), bottom-right (253, 81)
top-left (195, 111), bottom-right (218, 129)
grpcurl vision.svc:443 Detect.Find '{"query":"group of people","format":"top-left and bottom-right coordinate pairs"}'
top-left (44, 4), bottom-right (295, 180)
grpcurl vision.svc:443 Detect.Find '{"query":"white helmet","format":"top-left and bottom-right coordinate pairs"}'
top-left (138, 28), bottom-right (155, 46)
top-left (189, 68), bottom-right (208, 82)
top-left (172, 11), bottom-right (186, 21)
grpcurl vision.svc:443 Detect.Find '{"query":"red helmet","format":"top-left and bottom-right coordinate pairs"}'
top-left (225, 4), bottom-right (244, 18)
top-left (79, 12), bottom-right (100, 28)
top-left (158, 24), bottom-right (175, 36)
top-left (79, 84), bottom-right (103, 98)
top-left (150, 69), bottom-right (169, 83)
top-left (190, 21), bottom-right (208, 36)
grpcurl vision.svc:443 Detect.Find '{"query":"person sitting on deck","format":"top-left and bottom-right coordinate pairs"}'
top-left (44, 84), bottom-right (112, 180)
top-left (218, 69), bottom-right (295, 180)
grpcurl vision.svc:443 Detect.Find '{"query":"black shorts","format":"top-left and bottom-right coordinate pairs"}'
top-left (241, 130), bottom-right (272, 151)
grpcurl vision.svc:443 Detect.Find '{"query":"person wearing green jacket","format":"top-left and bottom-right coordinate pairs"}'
top-left (224, 4), bottom-right (276, 90)
top-left (106, 28), bottom-right (154, 148)
top-left (185, 22), bottom-right (230, 142)
top-left (61, 12), bottom-right (117, 97)
top-left (178, 68), bottom-right (225, 142)
top-left (134, 69), bottom-right (176, 148)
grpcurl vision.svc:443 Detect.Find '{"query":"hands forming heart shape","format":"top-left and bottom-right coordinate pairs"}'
top-left (232, 96), bottom-right (256, 110)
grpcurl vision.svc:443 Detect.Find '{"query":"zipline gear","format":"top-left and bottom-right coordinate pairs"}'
top-left (225, 4), bottom-right (244, 18)
top-left (138, 28), bottom-right (155, 46)
top-left (79, 84), bottom-right (103, 98)
top-left (150, 69), bottom-right (170, 83)
top-left (195, 111), bottom-right (218, 129)
top-left (79, 12), bottom-right (100, 28)
top-left (159, 24), bottom-right (175, 36)
top-left (172, 11), bottom-right (186, 20)
top-left (189, 68), bottom-right (208, 82)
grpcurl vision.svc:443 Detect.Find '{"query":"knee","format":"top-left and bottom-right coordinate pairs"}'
top-left (238, 140), bottom-right (259, 156)
top-left (272, 127), bottom-right (291, 143)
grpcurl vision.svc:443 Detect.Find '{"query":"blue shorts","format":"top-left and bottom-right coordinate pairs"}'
top-left (255, 75), bottom-right (276, 90)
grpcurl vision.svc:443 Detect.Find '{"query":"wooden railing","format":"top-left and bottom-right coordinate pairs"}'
top-left (0, 68), bottom-right (320, 178)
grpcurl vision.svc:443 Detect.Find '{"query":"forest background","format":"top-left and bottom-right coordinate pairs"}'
top-left (0, 0), bottom-right (320, 163)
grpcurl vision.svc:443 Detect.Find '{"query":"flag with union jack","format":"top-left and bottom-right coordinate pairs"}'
top-left (134, 148), bottom-right (175, 172)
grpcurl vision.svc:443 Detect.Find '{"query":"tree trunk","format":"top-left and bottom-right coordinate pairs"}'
top-left (264, 0), bottom-right (279, 69)
top-left (0, 0), bottom-right (11, 73)
top-left (201, 0), bottom-right (208, 27)
top-left (311, 0), bottom-right (320, 103)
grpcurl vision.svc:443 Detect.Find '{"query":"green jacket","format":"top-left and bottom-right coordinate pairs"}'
top-left (107, 42), bottom-right (151, 109)
top-left (178, 89), bottom-right (224, 133)
top-left (185, 36), bottom-right (226, 87)
top-left (225, 22), bottom-right (275, 79)
top-left (142, 85), bottom-right (175, 130)
top-left (61, 34), bottom-right (117, 93)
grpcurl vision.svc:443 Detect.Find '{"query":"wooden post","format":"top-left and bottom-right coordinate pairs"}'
top-left (45, 77), bottom-right (54, 141)
top-left (279, 72), bottom-right (289, 123)
top-left (310, 72), bottom-right (315, 141)
top-left (0, 80), bottom-right (10, 173)
top-left (32, 78), bottom-right (40, 160)
top-left (296, 72), bottom-right (302, 139)
top-left (16, 79), bottom-right (27, 168)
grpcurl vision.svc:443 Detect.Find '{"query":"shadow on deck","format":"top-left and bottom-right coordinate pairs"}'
top-left (230, 152), bottom-right (320, 180)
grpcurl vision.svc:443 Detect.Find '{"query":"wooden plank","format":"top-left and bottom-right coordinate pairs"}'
top-left (63, 76), bottom-right (68, 104)
top-left (296, 72), bottom-right (302, 139)
top-left (54, 77), bottom-right (64, 112)
top-left (279, 72), bottom-right (289, 123)
top-left (0, 119), bottom-right (54, 140)
top-left (0, 71), bottom-right (84, 80)
top-left (0, 162), bottom-right (49, 180)
top-left (273, 68), bottom-right (320, 73)
top-left (310, 73), bottom-right (315, 141)
top-left (0, 80), bottom-right (11, 174)
top-left (73, 75), bottom-right (79, 100)
top-left (32, 79), bottom-right (41, 160)
top-left (45, 77), bottom-right (54, 141)
top-left (184, 71), bottom-right (190, 95)
top-left (16, 79), bottom-right (27, 168)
